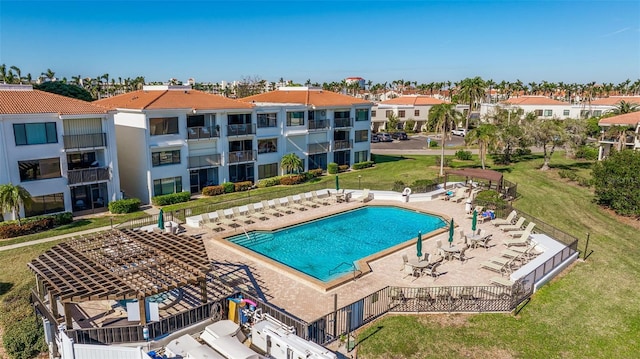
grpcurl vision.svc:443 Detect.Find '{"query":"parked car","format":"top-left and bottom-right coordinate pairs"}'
top-left (377, 133), bottom-right (393, 142)
top-left (391, 131), bottom-right (408, 140)
top-left (371, 133), bottom-right (380, 143)
top-left (452, 128), bottom-right (467, 137)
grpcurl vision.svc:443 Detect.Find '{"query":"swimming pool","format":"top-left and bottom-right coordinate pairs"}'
top-left (226, 206), bottom-right (447, 282)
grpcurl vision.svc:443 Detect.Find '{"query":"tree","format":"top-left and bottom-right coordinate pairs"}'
top-left (592, 150), bottom-right (640, 217)
top-left (457, 77), bottom-right (486, 131)
top-left (605, 125), bottom-right (636, 151)
top-left (527, 118), bottom-right (566, 170)
top-left (487, 106), bottom-right (529, 164)
top-left (0, 183), bottom-right (32, 225)
top-left (35, 81), bottom-right (94, 101)
top-left (607, 100), bottom-right (640, 115)
top-left (465, 124), bottom-right (497, 169)
top-left (562, 118), bottom-right (587, 158)
top-left (281, 153), bottom-right (303, 174)
top-left (386, 112), bottom-right (399, 132)
top-left (429, 103), bottom-right (460, 176)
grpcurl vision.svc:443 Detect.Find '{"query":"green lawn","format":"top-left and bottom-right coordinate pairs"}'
top-left (1, 153), bottom-right (638, 358)
top-left (355, 154), bottom-right (640, 359)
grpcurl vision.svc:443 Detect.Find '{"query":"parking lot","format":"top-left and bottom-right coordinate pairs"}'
top-left (371, 133), bottom-right (466, 152)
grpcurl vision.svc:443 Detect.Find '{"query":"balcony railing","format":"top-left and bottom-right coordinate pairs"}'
top-left (63, 133), bottom-right (107, 150)
top-left (67, 167), bottom-right (110, 185)
top-left (228, 150), bottom-right (257, 164)
top-left (308, 119), bottom-right (329, 131)
top-left (334, 118), bottom-right (353, 128)
top-left (600, 135), bottom-right (637, 145)
top-left (187, 126), bottom-right (220, 140)
top-left (227, 124), bottom-right (256, 136)
top-left (308, 142), bottom-right (330, 154)
top-left (188, 154), bottom-right (222, 168)
top-left (333, 140), bottom-right (353, 151)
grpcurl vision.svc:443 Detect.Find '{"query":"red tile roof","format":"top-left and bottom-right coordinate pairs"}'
top-left (502, 96), bottom-right (569, 106)
top-left (379, 96), bottom-right (447, 106)
top-left (598, 112), bottom-right (640, 126)
top-left (590, 96), bottom-right (640, 106)
top-left (241, 88), bottom-right (371, 107)
top-left (0, 87), bottom-right (108, 115)
top-left (94, 89), bottom-right (253, 110)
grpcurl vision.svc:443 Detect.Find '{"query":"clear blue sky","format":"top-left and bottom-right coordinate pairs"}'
top-left (1, 0), bottom-right (639, 85)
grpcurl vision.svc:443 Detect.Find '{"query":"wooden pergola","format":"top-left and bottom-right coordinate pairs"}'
top-left (445, 168), bottom-right (504, 191)
top-left (29, 229), bottom-right (211, 328)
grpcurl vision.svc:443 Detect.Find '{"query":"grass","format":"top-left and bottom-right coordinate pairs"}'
top-left (355, 154), bottom-right (640, 359)
top-left (1, 152), bottom-right (638, 358)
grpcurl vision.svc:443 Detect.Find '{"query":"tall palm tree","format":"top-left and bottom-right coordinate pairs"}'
top-left (465, 124), bottom-right (497, 169)
top-left (0, 183), bottom-right (32, 225)
top-left (429, 103), bottom-right (460, 176)
top-left (9, 65), bottom-right (22, 84)
top-left (457, 77), bottom-right (486, 131)
top-left (0, 64), bottom-right (6, 83)
top-left (281, 153), bottom-right (303, 174)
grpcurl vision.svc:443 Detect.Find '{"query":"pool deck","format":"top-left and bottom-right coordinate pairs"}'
top-left (182, 189), bottom-right (551, 322)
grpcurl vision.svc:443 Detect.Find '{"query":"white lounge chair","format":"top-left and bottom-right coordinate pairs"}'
top-left (499, 217), bottom-right (526, 232)
top-left (492, 210), bottom-right (517, 226)
top-left (355, 189), bottom-right (373, 203)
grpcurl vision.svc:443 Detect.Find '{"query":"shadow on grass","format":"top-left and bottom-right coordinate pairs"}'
top-left (57, 219), bottom-right (93, 230)
top-left (0, 282), bottom-right (13, 296)
top-left (373, 155), bottom-right (409, 164)
top-left (551, 162), bottom-right (595, 170)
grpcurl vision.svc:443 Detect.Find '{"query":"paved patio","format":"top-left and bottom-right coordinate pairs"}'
top-left (181, 191), bottom-right (535, 322)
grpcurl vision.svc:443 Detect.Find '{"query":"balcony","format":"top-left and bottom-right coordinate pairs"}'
top-left (227, 124), bottom-right (256, 136)
top-left (228, 150), bottom-right (257, 164)
top-left (187, 126), bottom-right (219, 140)
top-left (334, 118), bottom-right (353, 128)
top-left (308, 119), bottom-right (329, 131)
top-left (308, 142), bottom-right (330, 154)
top-left (333, 140), bottom-right (353, 151)
top-left (67, 167), bottom-right (110, 185)
top-left (188, 154), bottom-right (221, 168)
top-left (600, 135), bottom-right (637, 145)
top-left (63, 133), bottom-right (107, 150)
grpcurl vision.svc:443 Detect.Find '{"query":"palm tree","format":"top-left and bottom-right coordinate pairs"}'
top-left (9, 65), bottom-right (22, 84)
top-left (457, 77), bottom-right (486, 131)
top-left (465, 124), bottom-right (497, 169)
top-left (281, 153), bottom-right (303, 174)
top-left (429, 103), bottom-right (460, 176)
top-left (0, 183), bottom-right (32, 225)
top-left (607, 100), bottom-right (640, 115)
top-left (0, 64), bottom-right (6, 83)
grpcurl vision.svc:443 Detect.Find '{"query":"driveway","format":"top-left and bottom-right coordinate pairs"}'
top-left (371, 133), bottom-right (474, 156)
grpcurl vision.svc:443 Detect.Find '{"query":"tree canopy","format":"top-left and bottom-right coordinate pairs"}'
top-left (281, 153), bottom-right (303, 174)
top-left (34, 81), bottom-right (93, 101)
top-left (0, 183), bottom-right (32, 225)
top-left (592, 150), bottom-right (640, 217)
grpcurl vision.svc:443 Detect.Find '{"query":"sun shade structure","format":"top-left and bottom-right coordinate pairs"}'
top-left (445, 168), bottom-right (503, 189)
top-left (28, 229), bottom-right (211, 327)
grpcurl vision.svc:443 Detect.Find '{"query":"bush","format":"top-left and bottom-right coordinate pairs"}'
top-left (109, 198), bottom-right (141, 214)
top-left (0, 217), bottom-right (55, 239)
top-left (280, 174), bottom-right (306, 185)
top-left (327, 162), bottom-right (339, 174)
top-left (410, 179), bottom-right (437, 193)
top-left (338, 165), bottom-right (350, 172)
top-left (234, 181), bottom-right (253, 192)
top-left (592, 150), bottom-right (640, 216)
top-left (391, 180), bottom-right (406, 192)
top-left (558, 169), bottom-right (578, 181)
top-left (575, 145), bottom-right (598, 160)
top-left (577, 176), bottom-right (592, 187)
top-left (514, 148), bottom-right (532, 157)
top-left (308, 168), bottom-right (323, 177)
top-left (352, 161), bottom-right (374, 170)
top-left (202, 185), bottom-right (225, 196)
top-left (454, 150), bottom-right (473, 160)
top-left (2, 313), bottom-right (47, 359)
top-left (222, 182), bottom-right (235, 193)
top-left (436, 156), bottom-right (452, 167)
top-left (430, 140), bottom-right (439, 148)
top-left (152, 191), bottom-right (191, 206)
top-left (257, 177), bottom-right (282, 188)
top-left (52, 212), bottom-right (74, 226)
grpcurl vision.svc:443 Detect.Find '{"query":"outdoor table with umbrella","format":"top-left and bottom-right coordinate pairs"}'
top-left (448, 218), bottom-right (454, 247)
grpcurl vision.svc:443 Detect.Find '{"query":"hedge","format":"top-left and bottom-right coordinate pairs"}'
top-left (151, 192), bottom-right (192, 206)
top-left (109, 198), bottom-right (141, 214)
top-left (222, 182), bottom-right (235, 193)
top-left (0, 217), bottom-right (55, 239)
top-left (338, 165), bottom-right (350, 172)
top-left (327, 162), bottom-right (339, 174)
top-left (202, 185), bottom-right (225, 196)
top-left (257, 177), bottom-right (283, 188)
top-left (352, 161), bottom-right (374, 170)
top-left (309, 168), bottom-right (323, 177)
top-left (280, 174), bottom-right (306, 185)
top-left (234, 181), bottom-right (253, 192)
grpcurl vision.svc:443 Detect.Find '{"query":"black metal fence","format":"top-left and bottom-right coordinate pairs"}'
top-left (115, 211), bottom-right (174, 230)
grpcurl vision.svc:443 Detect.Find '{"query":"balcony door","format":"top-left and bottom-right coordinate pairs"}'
top-left (190, 168), bottom-right (218, 193)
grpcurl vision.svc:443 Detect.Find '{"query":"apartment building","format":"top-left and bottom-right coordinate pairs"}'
top-left (480, 96), bottom-right (573, 120)
top-left (0, 84), bottom-right (121, 219)
top-left (582, 96), bottom-right (640, 118)
top-left (241, 86), bottom-right (373, 174)
top-left (597, 112), bottom-right (640, 160)
top-left (371, 95), bottom-right (450, 132)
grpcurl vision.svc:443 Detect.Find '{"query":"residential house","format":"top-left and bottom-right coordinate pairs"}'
top-left (597, 112), bottom-right (640, 160)
top-left (580, 96), bottom-right (640, 119)
top-left (371, 95), bottom-right (458, 132)
top-left (241, 86), bottom-right (373, 173)
top-left (94, 85), bottom-right (255, 204)
top-left (480, 96), bottom-right (573, 120)
top-left (0, 84), bottom-right (121, 219)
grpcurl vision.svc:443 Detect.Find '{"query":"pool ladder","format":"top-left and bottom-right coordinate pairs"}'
top-left (328, 262), bottom-right (363, 282)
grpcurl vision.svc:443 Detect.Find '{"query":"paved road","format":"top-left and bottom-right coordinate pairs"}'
top-left (371, 133), bottom-right (477, 155)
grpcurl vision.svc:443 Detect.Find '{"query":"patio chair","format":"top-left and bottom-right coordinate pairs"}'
top-left (261, 200), bottom-right (284, 217)
top-left (247, 203), bottom-right (269, 221)
top-left (507, 222), bottom-right (536, 238)
top-left (311, 191), bottom-right (330, 206)
top-left (498, 217), bottom-right (526, 232)
top-left (492, 210), bottom-right (517, 226)
top-left (490, 276), bottom-right (514, 287)
top-left (216, 209), bottom-right (240, 228)
top-left (286, 196), bottom-right (308, 211)
top-left (232, 207), bottom-right (255, 225)
top-left (449, 188), bottom-right (468, 203)
top-left (503, 224), bottom-right (535, 247)
top-left (299, 193), bottom-right (320, 208)
top-left (466, 206), bottom-right (484, 218)
top-left (480, 258), bottom-right (513, 276)
top-left (426, 261), bottom-right (441, 279)
top-left (389, 287), bottom-right (406, 303)
top-left (452, 244), bottom-right (469, 262)
top-left (456, 229), bottom-right (467, 246)
top-left (475, 234), bottom-right (493, 250)
top-left (200, 212), bottom-right (223, 230)
top-left (355, 188), bottom-right (373, 203)
top-left (274, 199), bottom-right (295, 214)
top-left (400, 254), bottom-right (409, 271)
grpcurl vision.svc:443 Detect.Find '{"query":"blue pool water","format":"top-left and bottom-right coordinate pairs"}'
top-left (227, 206), bottom-right (447, 282)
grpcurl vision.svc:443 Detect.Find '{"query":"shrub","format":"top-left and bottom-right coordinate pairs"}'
top-left (280, 174), bottom-right (306, 185)
top-left (391, 180), bottom-right (406, 192)
top-left (430, 140), bottom-right (439, 148)
top-left (515, 148), bottom-right (532, 157)
top-left (454, 150), bottom-right (472, 160)
top-left (202, 185), bottom-right (225, 196)
top-left (0, 217), bottom-right (55, 239)
top-left (592, 150), bottom-right (640, 216)
top-left (352, 161), bottom-right (374, 170)
top-left (327, 162), bottom-right (339, 174)
top-left (152, 191), bottom-right (191, 206)
top-left (234, 181), bottom-right (253, 192)
top-left (436, 156), bottom-right (451, 167)
top-left (2, 313), bottom-right (47, 359)
top-left (257, 177), bottom-right (282, 188)
top-left (109, 198), bottom-right (141, 214)
top-left (338, 165), bottom-right (350, 172)
top-left (309, 168), bottom-right (323, 177)
top-left (52, 212), bottom-right (73, 226)
top-left (558, 169), bottom-right (578, 181)
top-left (577, 176), bottom-right (592, 187)
top-left (575, 145), bottom-right (598, 160)
top-left (410, 179), bottom-right (437, 193)
top-left (222, 182), bottom-right (235, 193)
